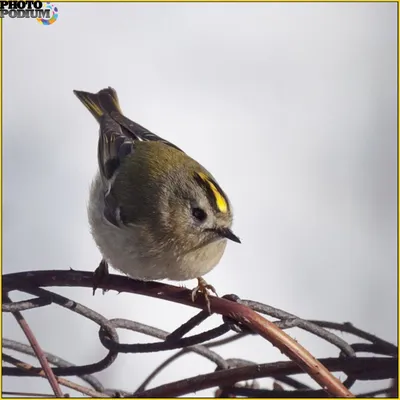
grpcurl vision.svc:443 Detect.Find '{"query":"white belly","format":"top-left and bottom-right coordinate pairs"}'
top-left (87, 174), bottom-right (227, 281)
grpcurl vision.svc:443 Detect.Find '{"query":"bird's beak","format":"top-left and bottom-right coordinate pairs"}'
top-left (216, 227), bottom-right (241, 243)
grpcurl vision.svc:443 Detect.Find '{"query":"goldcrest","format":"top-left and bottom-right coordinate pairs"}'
top-left (73, 87), bottom-right (240, 311)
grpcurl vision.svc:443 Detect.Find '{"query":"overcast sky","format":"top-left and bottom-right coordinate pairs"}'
top-left (3, 2), bottom-right (397, 397)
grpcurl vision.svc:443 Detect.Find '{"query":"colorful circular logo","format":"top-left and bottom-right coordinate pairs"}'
top-left (37, 3), bottom-right (58, 25)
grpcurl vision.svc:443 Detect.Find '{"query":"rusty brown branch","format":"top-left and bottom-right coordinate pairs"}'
top-left (3, 294), bottom-right (64, 397)
top-left (2, 353), bottom-right (108, 398)
top-left (222, 304), bottom-right (353, 397)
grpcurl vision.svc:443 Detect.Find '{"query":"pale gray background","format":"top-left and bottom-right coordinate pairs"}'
top-left (3, 2), bottom-right (397, 397)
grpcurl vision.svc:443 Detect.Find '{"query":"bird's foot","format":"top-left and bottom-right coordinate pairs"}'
top-left (191, 277), bottom-right (218, 314)
top-left (93, 259), bottom-right (110, 295)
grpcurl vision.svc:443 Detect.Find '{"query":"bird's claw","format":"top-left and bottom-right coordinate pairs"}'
top-left (191, 277), bottom-right (218, 314)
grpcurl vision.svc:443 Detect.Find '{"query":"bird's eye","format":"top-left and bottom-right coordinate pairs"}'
top-left (192, 207), bottom-right (207, 222)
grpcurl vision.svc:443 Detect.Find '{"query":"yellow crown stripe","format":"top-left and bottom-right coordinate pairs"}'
top-left (197, 172), bottom-right (228, 213)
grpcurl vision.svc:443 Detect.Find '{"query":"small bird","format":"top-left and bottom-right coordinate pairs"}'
top-left (73, 87), bottom-right (240, 312)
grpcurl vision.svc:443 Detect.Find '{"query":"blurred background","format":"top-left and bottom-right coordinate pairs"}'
top-left (3, 2), bottom-right (397, 396)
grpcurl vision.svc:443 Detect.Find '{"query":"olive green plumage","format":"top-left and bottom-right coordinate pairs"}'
top-left (74, 87), bottom-right (240, 310)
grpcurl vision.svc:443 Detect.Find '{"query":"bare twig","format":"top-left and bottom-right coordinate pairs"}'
top-left (2, 391), bottom-right (57, 397)
top-left (2, 269), bottom-right (396, 398)
top-left (2, 338), bottom-right (104, 391)
top-left (3, 294), bottom-right (63, 397)
top-left (3, 270), bottom-right (353, 397)
top-left (2, 353), bottom-right (108, 397)
top-left (133, 357), bottom-right (395, 397)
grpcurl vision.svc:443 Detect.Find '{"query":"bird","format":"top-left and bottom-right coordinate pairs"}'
top-left (73, 87), bottom-right (240, 313)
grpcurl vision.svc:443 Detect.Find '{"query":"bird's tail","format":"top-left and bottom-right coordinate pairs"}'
top-left (73, 87), bottom-right (123, 123)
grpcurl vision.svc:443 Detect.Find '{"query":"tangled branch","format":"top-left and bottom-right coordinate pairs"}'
top-left (2, 270), bottom-right (397, 397)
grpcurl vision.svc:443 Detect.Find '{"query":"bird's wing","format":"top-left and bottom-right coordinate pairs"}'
top-left (97, 114), bottom-right (135, 189)
top-left (74, 87), bottom-right (184, 227)
top-left (74, 87), bottom-right (183, 151)
top-left (109, 110), bottom-right (183, 152)
top-left (97, 115), bottom-right (136, 227)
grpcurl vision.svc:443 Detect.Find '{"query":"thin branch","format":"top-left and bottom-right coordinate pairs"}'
top-left (3, 294), bottom-right (63, 397)
top-left (4, 286), bottom-right (119, 376)
top-left (2, 338), bottom-right (104, 392)
top-left (133, 357), bottom-right (395, 397)
top-left (2, 296), bottom-right (52, 312)
top-left (241, 299), bottom-right (356, 358)
top-left (4, 270), bottom-right (354, 397)
top-left (99, 318), bottom-right (231, 353)
top-left (2, 269), bottom-right (396, 398)
top-left (2, 391), bottom-right (57, 397)
top-left (308, 320), bottom-right (397, 356)
top-left (3, 353), bottom-right (108, 397)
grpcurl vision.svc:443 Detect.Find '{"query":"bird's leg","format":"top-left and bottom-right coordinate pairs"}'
top-left (93, 259), bottom-right (110, 295)
top-left (191, 277), bottom-right (218, 314)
